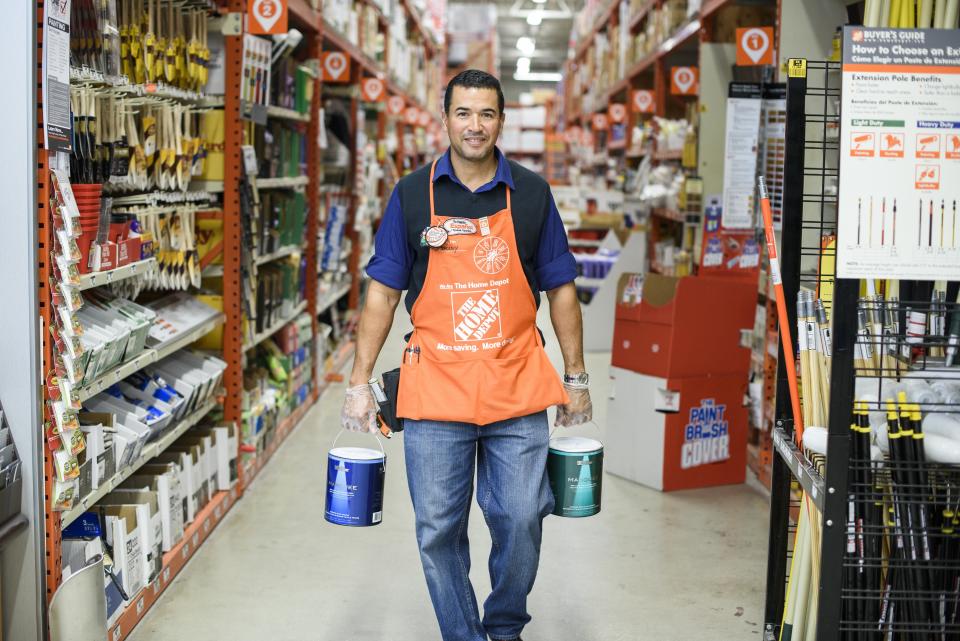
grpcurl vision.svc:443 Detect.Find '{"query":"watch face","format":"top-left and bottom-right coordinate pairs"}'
top-left (565, 373), bottom-right (589, 385)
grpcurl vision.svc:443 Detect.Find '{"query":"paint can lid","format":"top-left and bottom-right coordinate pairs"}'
top-left (549, 436), bottom-right (603, 453)
top-left (330, 447), bottom-right (384, 461)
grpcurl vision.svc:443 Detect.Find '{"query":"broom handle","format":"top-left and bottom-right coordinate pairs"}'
top-left (759, 175), bottom-right (805, 441)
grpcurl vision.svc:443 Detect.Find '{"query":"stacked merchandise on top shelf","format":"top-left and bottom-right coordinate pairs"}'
top-left (502, 103), bottom-right (548, 174)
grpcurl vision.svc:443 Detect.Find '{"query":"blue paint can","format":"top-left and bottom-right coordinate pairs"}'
top-left (325, 443), bottom-right (386, 527)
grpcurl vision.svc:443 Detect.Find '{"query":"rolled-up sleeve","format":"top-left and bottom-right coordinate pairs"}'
top-left (365, 187), bottom-right (413, 290)
top-left (535, 194), bottom-right (577, 291)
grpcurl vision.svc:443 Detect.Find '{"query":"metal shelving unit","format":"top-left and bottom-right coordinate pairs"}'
top-left (245, 300), bottom-right (309, 351)
top-left (59, 398), bottom-right (220, 527)
top-left (77, 258), bottom-right (157, 291)
top-left (31, 0), bottom-right (441, 636)
top-left (763, 59), bottom-right (960, 641)
top-left (75, 315), bottom-right (224, 402)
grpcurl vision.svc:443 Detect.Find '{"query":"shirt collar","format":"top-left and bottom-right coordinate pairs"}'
top-left (433, 147), bottom-right (515, 192)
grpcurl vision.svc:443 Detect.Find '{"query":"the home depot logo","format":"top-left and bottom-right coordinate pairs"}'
top-left (451, 289), bottom-right (502, 341)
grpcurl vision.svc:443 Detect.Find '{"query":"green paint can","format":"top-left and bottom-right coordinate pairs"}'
top-left (548, 435), bottom-right (603, 518)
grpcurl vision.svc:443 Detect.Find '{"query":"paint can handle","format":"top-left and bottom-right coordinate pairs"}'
top-left (332, 428), bottom-right (386, 458)
top-left (550, 420), bottom-right (602, 442)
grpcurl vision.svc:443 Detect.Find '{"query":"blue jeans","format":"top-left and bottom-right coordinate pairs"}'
top-left (404, 411), bottom-right (554, 641)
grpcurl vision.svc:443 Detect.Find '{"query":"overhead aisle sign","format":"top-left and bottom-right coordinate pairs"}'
top-left (837, 27), bottom-right (960, 280)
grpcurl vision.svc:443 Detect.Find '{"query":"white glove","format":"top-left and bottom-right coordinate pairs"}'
top-left (341, 384), bottom-right (378, 433)
top-left (555, 382), bottom-right (593, 427)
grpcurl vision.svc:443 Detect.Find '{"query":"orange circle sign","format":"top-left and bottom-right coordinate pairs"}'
top-left (608, 103), bottom-right (626, 123)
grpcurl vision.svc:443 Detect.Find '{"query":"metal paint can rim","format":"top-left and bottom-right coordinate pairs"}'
top-left (329, 446), bottom-right (385, 461)
top-left (549, 436), bottom-right (603, 454)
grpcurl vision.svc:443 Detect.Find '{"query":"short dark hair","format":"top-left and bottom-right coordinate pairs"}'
top-left (444, 69), bottom-right (505, 115)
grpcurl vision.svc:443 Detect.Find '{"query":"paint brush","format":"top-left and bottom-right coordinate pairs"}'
top-left (882, 196), bottom-right (887, 246)
top-left (858, 196), bottom-right (863, 246)
top-left (920, 199), bottom-right (924, 248)
top-left (893, 197), bottom-right (898, 247)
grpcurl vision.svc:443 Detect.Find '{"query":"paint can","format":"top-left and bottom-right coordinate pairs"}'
top-left (547, 429), bottom-right (603, 518)
top-left (324, 432), bottom-right (386, 527)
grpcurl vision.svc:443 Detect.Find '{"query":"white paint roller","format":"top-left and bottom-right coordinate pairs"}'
top-left (924, 433), bottom-right (960, 464)
top-left (921, 413), bottom-right (960, 441)
top-left (803, 426), bottom-right (828, 457)
top-left (802, 425), bottom-right (885, 461)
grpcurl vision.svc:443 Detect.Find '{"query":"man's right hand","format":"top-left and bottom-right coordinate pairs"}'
top-left (341, 384), bottom-right (379, 433)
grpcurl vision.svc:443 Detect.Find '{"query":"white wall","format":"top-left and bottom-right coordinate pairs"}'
top-left (0, 2), bottom-right (44, 640)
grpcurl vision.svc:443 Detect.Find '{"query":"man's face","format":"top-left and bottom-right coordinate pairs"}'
top-left (443, 86), bottom-right (504, 163)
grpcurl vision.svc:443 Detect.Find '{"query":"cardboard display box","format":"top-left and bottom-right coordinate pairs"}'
top-left (605, 366), bottom-right (748, 492)
top-left (612, 273), bottom-right (756, 379)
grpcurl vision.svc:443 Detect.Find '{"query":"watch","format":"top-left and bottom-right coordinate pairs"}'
top-left (563, 372), bottom-right (590, 385)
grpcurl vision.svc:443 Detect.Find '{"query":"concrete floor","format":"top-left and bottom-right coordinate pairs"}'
top-left (129, 306), bottom-right (771, 641)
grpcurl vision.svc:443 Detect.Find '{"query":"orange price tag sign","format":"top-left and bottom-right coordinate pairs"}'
top-left (322, 52), bottom-right (350, 83)
top-left (248, 0), bottom-right (288, 35)
top-left (608, 103), bottom-right (627, 123)
top-left (387, 95), bottom-right (406, 116)
top-left (632, 90), bottom-right (655, 113)
top-left (361, 77), bottom-right (386, 102)
top-left (591, 113), bottom-right (609, 130)
top-left (736, 27), bottom-right (774, 66)
top-left (670, 66), bottom-right (699, 96)
top-left (417, 110), bottom-right (432, 127)
top-left (405, 107), bottom-right (420, 125)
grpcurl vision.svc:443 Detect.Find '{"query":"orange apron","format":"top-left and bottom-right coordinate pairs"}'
top-left (396, 159), bottom-right (569, 425)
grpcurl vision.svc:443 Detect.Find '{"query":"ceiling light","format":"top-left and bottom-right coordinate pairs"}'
top-left (516, 57), bottom-right (531, 71)
top-left (526, 12), bottom-right (542, 25)
top-left (532, 0), bottom-right (547, 4)
top-left (513, 71), bottom-right (562, 82)
top-left (516, 37), bottom-right (536, 56)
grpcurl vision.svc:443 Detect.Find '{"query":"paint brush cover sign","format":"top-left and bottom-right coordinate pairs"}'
top-left (836, 27), bottom-right (960, 280)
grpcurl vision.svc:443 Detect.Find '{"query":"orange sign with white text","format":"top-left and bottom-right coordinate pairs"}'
top-left (736, 27), bottom-right (774, 66)
top-left (361, 78), bottom-right (386, 102)
top-left (670, 67), bottom-right (699, 96)
top-left (321, 52), bottom-right (350, 83)
top-left (387, 95), bottom-right (406, 116)
top-left (608, 103), bottom-right (627, 123)
top-left (248, 0), bottom-right (288, 35)
top-left (632, 90), bottom-right (655, 113)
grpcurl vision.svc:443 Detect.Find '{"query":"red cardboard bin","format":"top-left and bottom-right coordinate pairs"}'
top-left (605, 366), bottom-right (748, 491)
top-left (611, 273), bottom-right (757, 379)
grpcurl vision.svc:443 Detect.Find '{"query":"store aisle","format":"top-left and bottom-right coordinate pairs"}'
top-left (129, 306), bottom-right (769, 641)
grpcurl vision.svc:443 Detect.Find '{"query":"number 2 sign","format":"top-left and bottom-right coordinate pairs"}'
top-left (249, 0), bottom-right (288, 35)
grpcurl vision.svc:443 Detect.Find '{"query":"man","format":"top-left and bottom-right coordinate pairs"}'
top-left (341, 69), bottom-right (592, 641)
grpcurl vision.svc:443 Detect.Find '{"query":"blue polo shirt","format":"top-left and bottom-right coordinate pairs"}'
top-left (366, 148), bottom-right (577, 313)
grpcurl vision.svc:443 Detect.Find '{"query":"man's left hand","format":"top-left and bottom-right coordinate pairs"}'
top-left (555, 382), bottom-right (593, 427)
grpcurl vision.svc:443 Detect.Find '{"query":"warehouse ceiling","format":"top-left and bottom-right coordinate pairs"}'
top-left (448, 0), bottom-right (578, 81)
